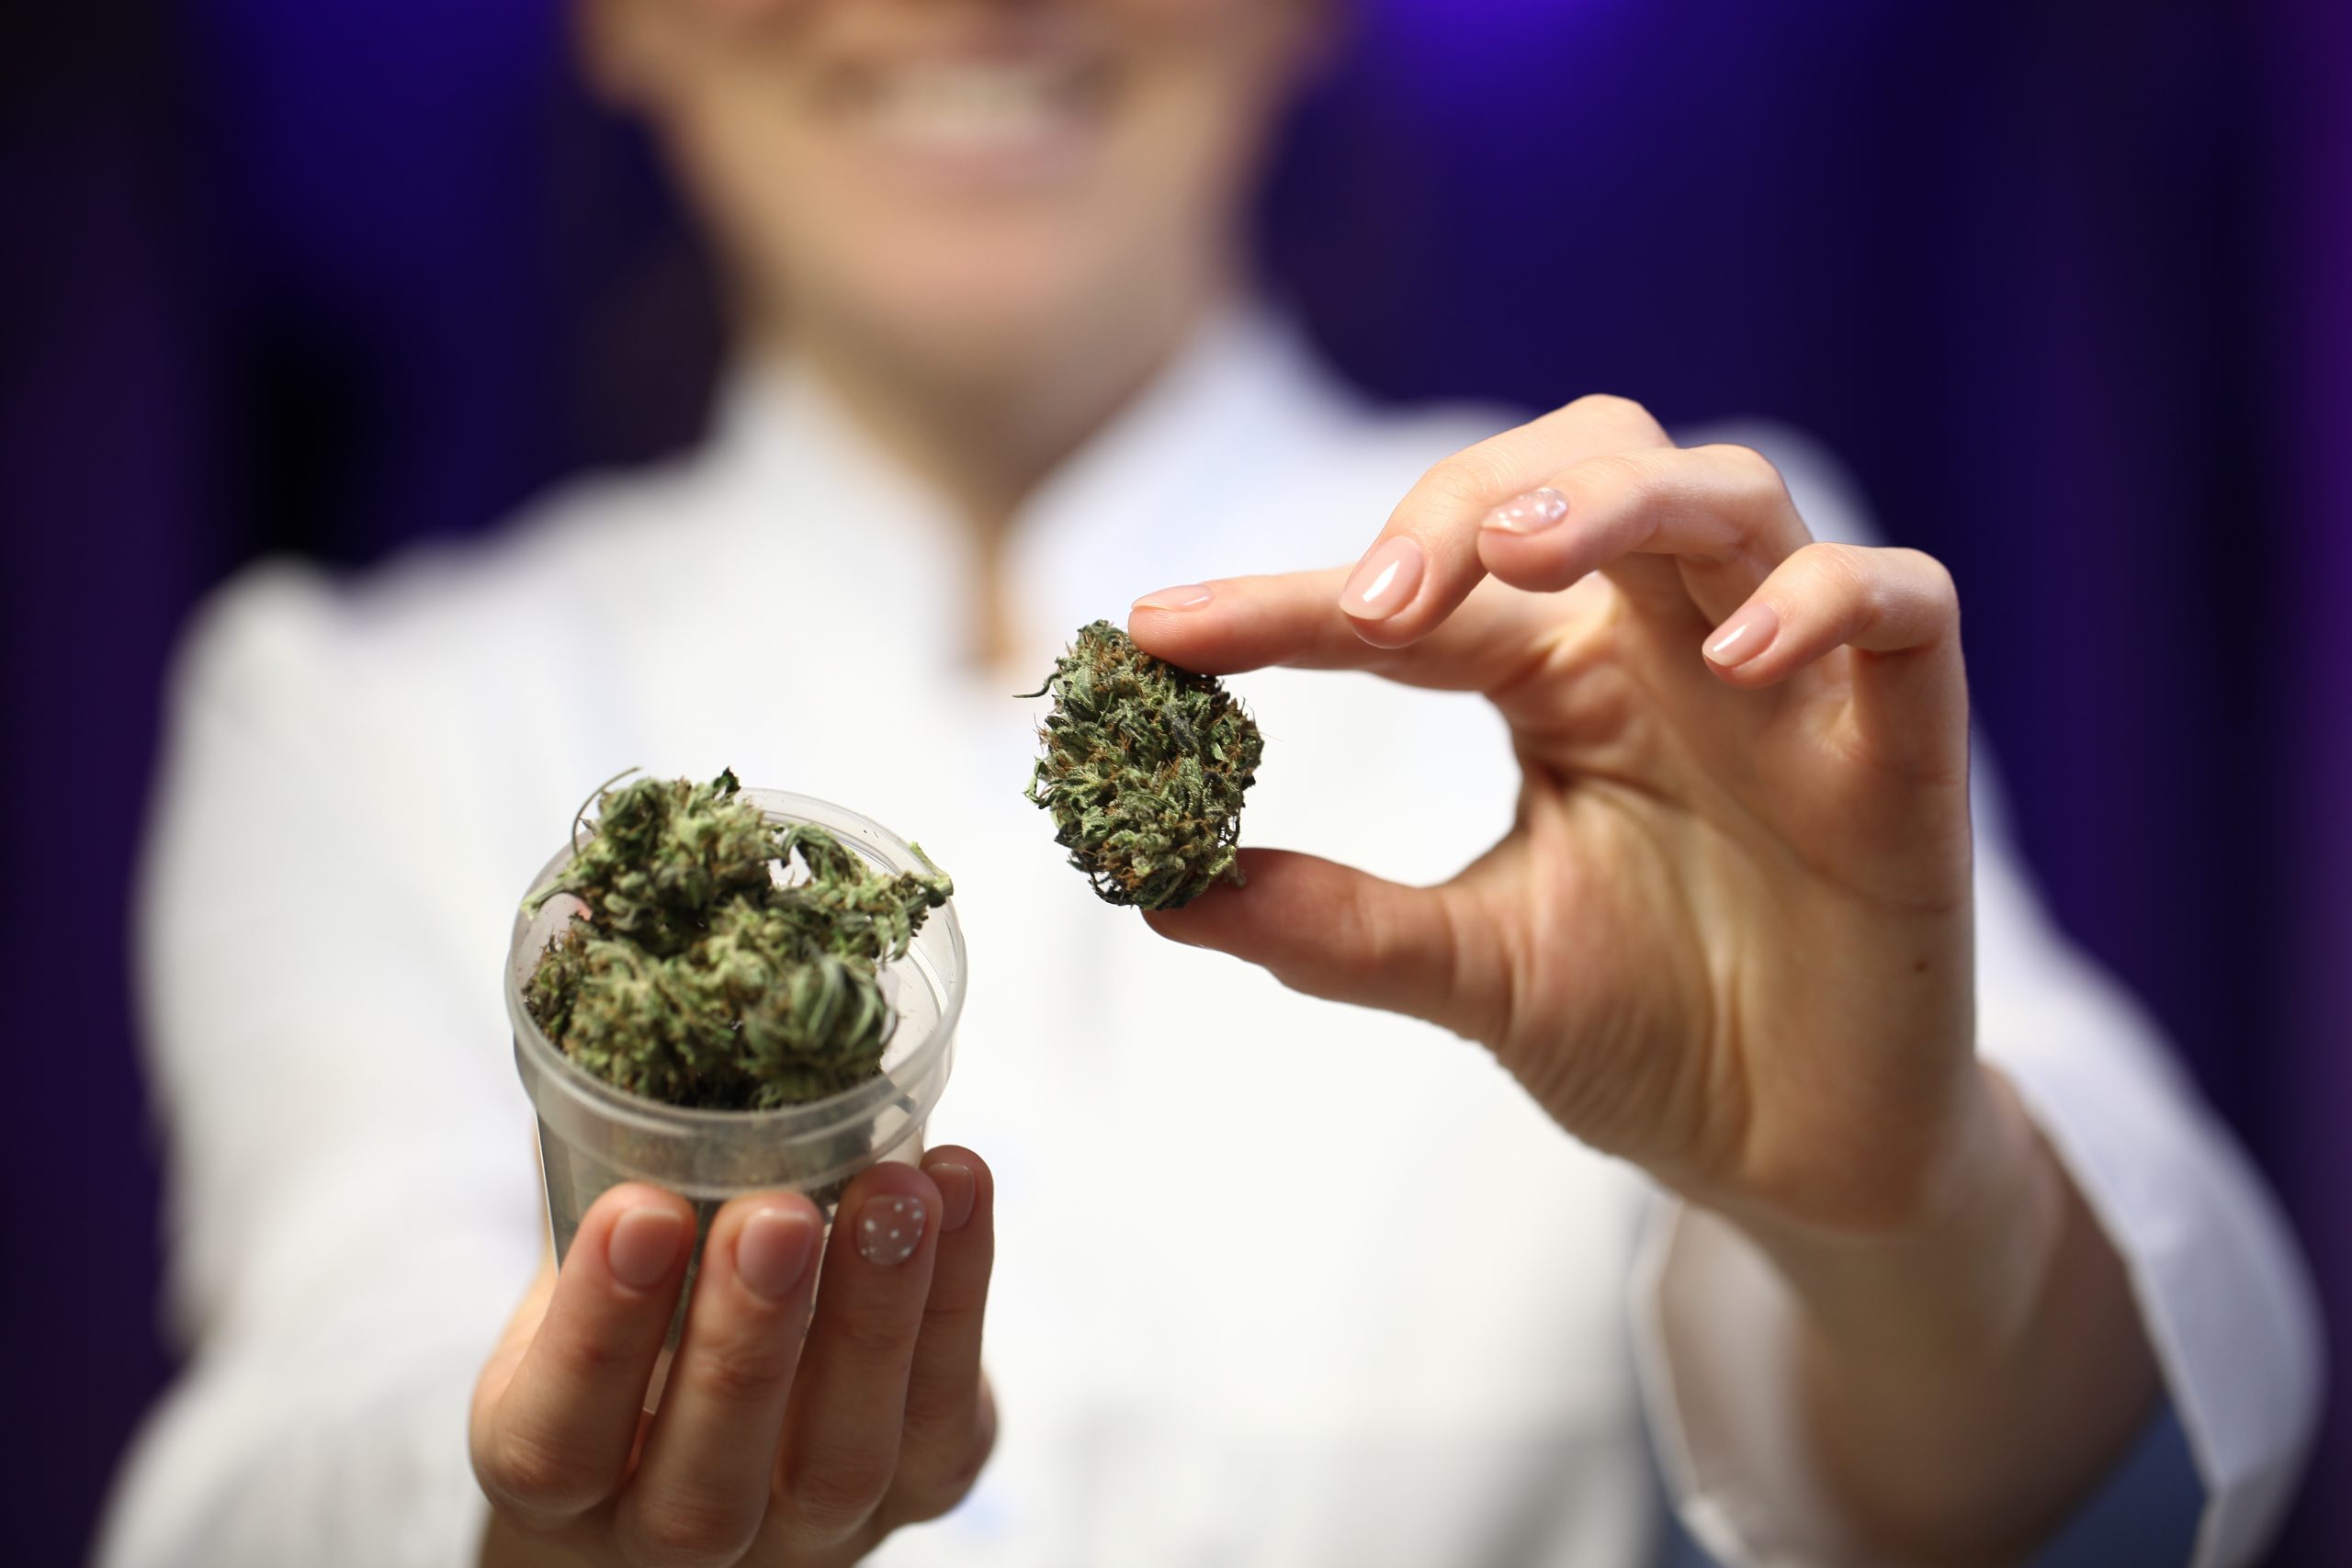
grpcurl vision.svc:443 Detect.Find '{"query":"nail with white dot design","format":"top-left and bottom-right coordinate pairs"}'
top-left (853, 1193), bottom-right (926, 1268)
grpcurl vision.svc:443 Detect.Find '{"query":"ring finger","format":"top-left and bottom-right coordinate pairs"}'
top-left (1344, 433), bottom-right (1813, 644)
top-left (769, 1164), bottom-right (946, 1554)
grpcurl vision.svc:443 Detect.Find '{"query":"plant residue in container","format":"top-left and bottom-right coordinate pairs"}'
top-left (523, 769), bottom-right (952, 1111)
top-left (1023, 619), bottom-right (1264, 910)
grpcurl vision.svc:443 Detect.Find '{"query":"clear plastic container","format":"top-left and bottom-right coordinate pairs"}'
top-left (505, 788), bottom-right (967, 1278)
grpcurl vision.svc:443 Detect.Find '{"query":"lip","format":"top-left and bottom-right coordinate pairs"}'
top-left (819, 34), bottom-right (1114, 194)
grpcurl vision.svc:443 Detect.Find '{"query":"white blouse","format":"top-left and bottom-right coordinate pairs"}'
top-left (97, 308), bottom-right (2318, 1568)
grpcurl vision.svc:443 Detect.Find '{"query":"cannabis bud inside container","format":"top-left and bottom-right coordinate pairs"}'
top-left (1023, 619), bottom-right (1264, 910)
top-left (506, 771), bottom-right (964, 1279)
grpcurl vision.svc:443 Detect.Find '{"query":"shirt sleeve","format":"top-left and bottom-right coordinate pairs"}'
top-left (1624, 429), bottom-right (2325, 1568)
top-left (95, 567), bottom-right (544, 1568)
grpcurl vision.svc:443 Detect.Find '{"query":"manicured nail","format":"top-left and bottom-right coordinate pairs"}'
top-left (608, 1205), bottom-right (687, 1290)
top-left (854, 1194), bottom-right (927, 1268)
top-left (1339, 536), bottom-right (1425, 621)
top-left (928, 1162), bottom-right (978, 1233)
top-left (1132, 583), bottom-right (1214, 612)
top-left (1480, 487), bottom-right (1569, 535)
top-left (736, 1207), bottom-right (820, 1301)
top-left (1705, 602), bottom-right (1781, 668)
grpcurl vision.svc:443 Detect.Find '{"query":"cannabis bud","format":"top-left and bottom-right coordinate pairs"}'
top-left (523, 769), bottom-right (952, 1111)
top-left (1023, 619), bottom-right (1264, 910)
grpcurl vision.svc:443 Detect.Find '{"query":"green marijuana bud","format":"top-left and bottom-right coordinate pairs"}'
top-left (1023, 619), bottom-right (1264, 910)
top-left (524, 769), bottom-right (952, 1111)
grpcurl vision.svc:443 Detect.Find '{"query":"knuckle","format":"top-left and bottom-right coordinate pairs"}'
top-left (676, 1339), bottom-right (797, 1408)
top-left (890, 1456), bottom-right (985, 1526)
top-left (544, 1323), bottom-right (641, 1383)
top-left (831, 1306), bottom-right (922, 1365)
top-left (900, 1357), bottom-right (975, 1425)
top-left (1699, 441), bottom-right (1789, 496)
top-left (1794, 540), bottom-right (1871, 603)
top-left (1329, 880), bottom-right (1400, 983)
top-left (478, 1422), bottom-right (605, 1517)
top-left (1421, 447), bottom-right (1516, 510)
top-left (886, 1416), bottom-right (996, 1529)
top-left (623, 1492), bottom-right (757, 1568)
top-left (1571, 448), bottom-right (1655, 499)
top-left (920, 1270), bottom-right (989, 1322)
top-left (1433, 879), bottom-right (1515, 1045)
top-left (784, 1439), bottom-right (897, 1534)
top-left (1565, 392), bottom-right (1667, 445)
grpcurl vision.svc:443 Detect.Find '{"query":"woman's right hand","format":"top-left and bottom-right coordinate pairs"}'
top-left (469, 1147), bottom-right (997, 1568)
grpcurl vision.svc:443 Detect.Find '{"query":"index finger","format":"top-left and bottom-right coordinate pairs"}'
top-left (1129, 567), bottom-right (1586, 695)
top-left (469, 1183), bottom-right (694, 1529)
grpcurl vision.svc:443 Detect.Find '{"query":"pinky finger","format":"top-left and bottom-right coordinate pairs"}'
top-left (1699, 542), bottom-right (1966, 773)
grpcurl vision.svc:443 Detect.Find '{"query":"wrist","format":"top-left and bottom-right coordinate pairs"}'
top-left (1720, 1063), bottom-right (2067, 1369)
top-left (1690, 1064), bottom-right (2163, 1561)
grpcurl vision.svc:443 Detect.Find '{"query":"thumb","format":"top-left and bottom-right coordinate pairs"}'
top-left (1144, 849), bottom-right (1497, 1041)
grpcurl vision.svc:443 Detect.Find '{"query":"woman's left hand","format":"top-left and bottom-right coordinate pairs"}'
top-left (1130, 396), bottom-right (2156, 1560)
top-left (1131, 395), bottom-right (1985, 1237)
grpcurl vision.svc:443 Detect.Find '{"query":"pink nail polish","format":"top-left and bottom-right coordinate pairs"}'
top-left (1340, 536), bottom-right (1425, 621)
top-left (608, 1205), bottom-right (685, 1290)
top-left (1132, 583), bottom-right (1214, 612)
top-left (854, 1194), bottom-right (927, 1268)
top-left (736, 1207), bottom-right (819, 1301)
top-left (1705, 603), bottom-right (1781, 668)
top-left (1480, 487), bottom-right (1569, 535)
top-left (928, 1162), bottom-right (978, 1233)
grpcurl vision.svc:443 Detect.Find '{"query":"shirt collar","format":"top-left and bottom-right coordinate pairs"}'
top-left (704, 299), bottom-right (1367, 666)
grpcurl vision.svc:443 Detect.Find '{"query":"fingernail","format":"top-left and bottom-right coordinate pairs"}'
top-left (608, 1204), bottom-right (687, 1290)
top-left (1132, 583), bottom-right (1214, 612)
top-left (928, 1162), bottom-right (978, 1233)
top-left (1480, 487), bottom-right (1569, 535)
top-left (1705, 602), bottom-right (1781, 668)
top-left (1339, 536), bottom-right (1425, 622)
top-left (854, 1193), bottom-right (927, 1268)
top-left (736, 1207), bottom-right (820, 1301)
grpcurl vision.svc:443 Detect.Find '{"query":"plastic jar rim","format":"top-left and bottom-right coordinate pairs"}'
top-left (504, 785), bottom-right (967, 1141)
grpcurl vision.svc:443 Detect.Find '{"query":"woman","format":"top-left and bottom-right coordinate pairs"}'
top-left (100, 1), bottom-right (2318, 1565)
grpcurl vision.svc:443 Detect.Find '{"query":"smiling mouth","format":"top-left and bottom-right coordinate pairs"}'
top-left (831, 51), bottom-right (1112, 187)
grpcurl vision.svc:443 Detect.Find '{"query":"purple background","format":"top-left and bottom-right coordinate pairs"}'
top-left (4, 1), bottom-right (2345, 1562)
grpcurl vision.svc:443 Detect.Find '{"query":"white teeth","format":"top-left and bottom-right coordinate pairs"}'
top-left (865, 63), bottom-right (1081, 153)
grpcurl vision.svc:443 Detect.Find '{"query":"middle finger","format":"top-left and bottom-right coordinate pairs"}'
top-left (1335, 393), bottom-right (1674, 647)
top-left (616, 1191), bottom-right (826, 1566)
top-left (1475, 442), bottom-right (1815, 627)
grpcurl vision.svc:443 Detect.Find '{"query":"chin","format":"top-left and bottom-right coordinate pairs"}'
top-left (803, 220), bottom-right (1136, 378)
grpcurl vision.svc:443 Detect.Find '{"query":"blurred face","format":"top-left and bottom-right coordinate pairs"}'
top-left (584, 0), bottom-right (1323, 386)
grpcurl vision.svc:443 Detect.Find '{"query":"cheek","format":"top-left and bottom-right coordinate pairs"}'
top-left (1109, 0), bottom-right (1313, 72)
top-left (1104, 4), bottom-right (1307, 205)
top-left (1122, 0), bottom-right (1315, 137)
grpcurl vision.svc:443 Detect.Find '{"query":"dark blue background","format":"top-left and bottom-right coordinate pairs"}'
top-left (5, 2), bottom-right (2346, 1562)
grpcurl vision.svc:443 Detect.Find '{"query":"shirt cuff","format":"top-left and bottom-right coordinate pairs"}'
top-left (1628, 1032), bottom-right (2323, 1568)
